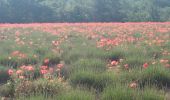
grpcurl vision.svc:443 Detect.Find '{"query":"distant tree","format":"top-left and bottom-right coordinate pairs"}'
top-left (94, 0), bottom-right (123, 22)
top-left (0, 0), bottom-right (55, 23)
top-left (1, 0), bottom-right (170, 23)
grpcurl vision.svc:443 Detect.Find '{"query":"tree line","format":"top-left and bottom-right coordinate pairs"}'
top-left (0, 0), bottom-right (170, 23)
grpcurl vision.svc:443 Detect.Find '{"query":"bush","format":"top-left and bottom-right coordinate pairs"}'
top-left (0, 56), bottom-right (38, 69)
top-left (121, 55), bottom-right (150, 69)
top-left (15, 79), bottom-right (63, 97)
top-left (0, 80), bottom-right (15, 97)
top-left (118, 68), bottom-right (142, 83)
top-left (61, 50), bottom-right (83, 64)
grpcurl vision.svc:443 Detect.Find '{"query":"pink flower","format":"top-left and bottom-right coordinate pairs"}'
top-left (19, 76), bottom-right (25, 79)
top-left (111, 61), bottom-right (118, 66)
top-left (160, 59), bottom-right (169, 64)
top-left (8, 69), bottom-right (14, 75)
top-left (124, 64), bottom-right (129, 69)
top-left (40, 66), bottom-right (48, 70)
top-left (40, 69), bottom-right (48, 74)
top-left (49, 67), bottom-right (54, 73)
top-left (16, 70), bottom-right (23, 75)
top-left (57, 64), bottom-right (64, 69)
top-left (11, 51), bottom-right (20, 56)
top-left (26, 66), bottom-right (34, 71)
top-left (20, 65), bottom-right (26, 70)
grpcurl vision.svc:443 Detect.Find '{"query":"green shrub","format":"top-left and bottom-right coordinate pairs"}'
top-left (0, 57), bottom-right (18, 68)
top-left (15, 79), bottom-right (63, 97)
top-left (0, 56), bottom-right (38, 68)
top-left (145, 46), bottom-right (162, 59)
top-left (102, 85), bottom-right (137, 100)
top-left (140, 87), bottom-right (165, 100)
top-left (56, 89), bottom-right (95, 100)
top-left (61, 50), bottom-right (83, 64)
top-left (18, 95), bottom-right (47, 100)
top-left (118, 68), bottom-right (142, 83)
top-left (106, 49), bottom-right (125, 61)
top-left (34, 47), bottom-right (49, 57)
top-left (18, 57), bottom-right (38, 66)
top-left (43, 54), bottom-right (60, 66)
top-left (121, 56), bottom-right (149, 69)
top-left (139, 65), bottom-right (170, 88)
top-left (70, 71), bottom-right (115, 91)
top-left (70, 58), bottom-right (106, 73)
top-left (0, 66), bottom-right (10, 84)
top-left (0, 81), bottom-right (15, 97)
top-left (19, 89), bottom-right (95, 100)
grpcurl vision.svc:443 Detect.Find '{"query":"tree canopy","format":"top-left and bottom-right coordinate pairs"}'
top-left (1, 0), bottom-right (170, 23)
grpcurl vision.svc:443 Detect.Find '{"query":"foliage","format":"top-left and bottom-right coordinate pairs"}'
top-left (1, 0), bottom-right (170, 22)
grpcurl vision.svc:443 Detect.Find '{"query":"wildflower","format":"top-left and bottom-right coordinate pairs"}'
top-left (19, 75), bottom-right (25, 79)
top-left (16, 70), bottom-right (23, 75)
top-left (20, 65), bottom-right (26, 70)
top-left (40, 69), bottom-right (48, 74)
top-left (143, 63), bottom-right (149, 69)
top-left (160, 59), bottom-right (169, 64)
top-left (44, 58), bottom-right (49, 64)
top-left (57, 63), bottom-right (64, 69)
top-left (49, 67), bottom-right (54, 73)
top-left (11, 51), bottom-right (20, 56)
top-left (129, 82), bottom-right (137, 88)
top-left (26, 66), bottom-right (34, 71)
top-left (111, 60), bottom-right (118, 66)
top-left (124, 64), bottom-right (129, 69)
top-left (40, 66), bottom-right (48, 70)
top-left (8, 69), bottom-right (14, 75)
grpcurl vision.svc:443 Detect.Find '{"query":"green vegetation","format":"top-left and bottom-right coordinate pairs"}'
top-left (0, 24), bottom-right (170, 99)
top-left (1, 0), bottom-right (170, 22)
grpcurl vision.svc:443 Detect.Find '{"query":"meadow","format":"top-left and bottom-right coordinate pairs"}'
top-left (0, 22), bottom-right (170, 100)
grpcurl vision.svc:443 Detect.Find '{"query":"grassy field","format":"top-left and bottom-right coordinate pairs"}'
top-left (0, 23), bottom-right (170, 100)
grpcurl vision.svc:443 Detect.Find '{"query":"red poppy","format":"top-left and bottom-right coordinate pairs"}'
top-left (143, 63), bottom-right (149, 69)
